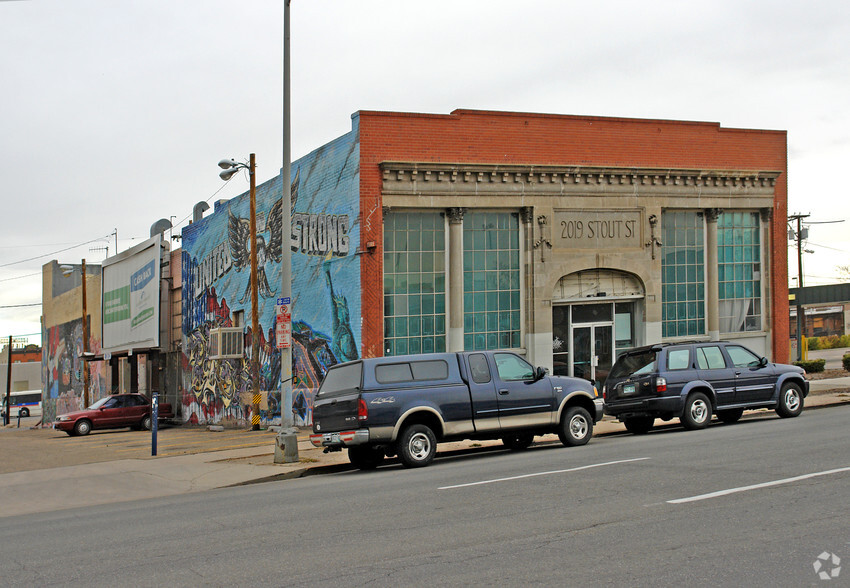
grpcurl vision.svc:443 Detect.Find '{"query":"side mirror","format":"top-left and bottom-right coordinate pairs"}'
top-left (534, 366), bottom-right (548, 381)
top-left (759, 356), bottom-right (769, 367)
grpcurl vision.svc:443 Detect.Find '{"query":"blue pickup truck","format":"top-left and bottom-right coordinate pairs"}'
top-left (310, 351), bottom-right (604, 469)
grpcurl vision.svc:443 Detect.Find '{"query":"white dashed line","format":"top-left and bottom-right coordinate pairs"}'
top-left (667, 466), bottom-right (850, 504)
top-left (438, 457), bottom-right (650, 490)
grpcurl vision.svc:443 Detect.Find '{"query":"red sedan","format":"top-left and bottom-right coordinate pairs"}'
top-left (53, 393), bottom-right (174, 436)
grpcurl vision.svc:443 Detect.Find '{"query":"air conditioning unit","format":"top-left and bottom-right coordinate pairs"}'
top-left (209, 327), bottom-right (244, 359)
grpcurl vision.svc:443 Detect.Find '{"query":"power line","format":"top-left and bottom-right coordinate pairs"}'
top-left (0, 272), bottom-right (40, 283)
top-left (0, 234), bottom-right (112, 268)
top-left (0, 303), bottom-right (40, 309)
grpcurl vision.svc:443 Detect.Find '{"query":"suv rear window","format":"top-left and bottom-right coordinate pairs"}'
top-left (610, 350), bottom-right (657, 378)
top-left (317, 362), bottom-right (363, 398)
top-left (667, 348), bottom-right (691, 370)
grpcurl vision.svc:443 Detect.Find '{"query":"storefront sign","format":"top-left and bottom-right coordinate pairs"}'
top-left (553, 210), bottom-right (642, 250)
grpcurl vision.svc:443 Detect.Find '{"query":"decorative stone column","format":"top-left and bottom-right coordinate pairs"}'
top-left (705, 208), bottom-right (722, 341)
top-left (760, 208), bottom-right (773, 350)
top-left (447, 207), bottom-right (466, 352)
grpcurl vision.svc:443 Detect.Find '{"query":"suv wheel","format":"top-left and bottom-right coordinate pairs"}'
top-left (717, 408), bottom-right (744, 424)
top-left (558, 406), bottom-right (593, 447)
top-left (681, 392), bottom-right (711, 430)
top-left (623, 417), bottom-right (654, 435)
top-left (776, 382), bottom-right (804, 418)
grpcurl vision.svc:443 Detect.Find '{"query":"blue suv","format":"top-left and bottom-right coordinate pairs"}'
top-left (603, 341), bottom-right (809, 434)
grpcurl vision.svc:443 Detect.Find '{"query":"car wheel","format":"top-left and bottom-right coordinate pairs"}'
top-left (681, 392), bottom-right (711, 430)
top-left (776, 382), bottom-right (804, 418)
top-left (74, 419), bottom-right (92, 436)
top-left (397, 424), bottom-right (437, 468)
top-left (20, 407), bottom-right (30, 418)
top-left (623, 417), bottom-right (654, 435)
top-left (502, 433), bottom-right (535, 450)
top-left (348, 446), bottom-right (385, 470)
top-left (141, 416), bottom-right (152, 431)
top-left (717, 408), bottom-right (744, 424)
top-left (558, 406), bottom-right (593, 447)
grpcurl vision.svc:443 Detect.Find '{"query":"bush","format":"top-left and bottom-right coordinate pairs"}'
top-left (793, 359), bottom-right (826, 373)
top-left (804, 335), bottom-right (850, 350)
top-left (844, 354), bottom-right (850, 372)
top-left (806, 337), bottom-right (821, 350)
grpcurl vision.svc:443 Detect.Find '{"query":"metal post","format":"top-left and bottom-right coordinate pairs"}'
top-left (281, 0), bottom-right (294, 430)
top-left (249, 153), bottom-right (261, 430)
top-left (81, 259), bottom-right (89, 407)
top-left (3, 335), bottom-right (11, 426)
top-left (151, 391), bottom-right (159, 456)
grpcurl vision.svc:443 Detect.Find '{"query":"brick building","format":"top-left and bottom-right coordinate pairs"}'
top-left (181, 108), bottom-right (788, 426)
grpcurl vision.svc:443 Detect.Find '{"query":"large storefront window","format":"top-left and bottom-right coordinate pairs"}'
top-left (383, 212), bottom-right (446, 355)
top-left (718, 211), bottom-right (762, 332)
top-left (463, 212), bottom-right (521, 350)
top-left (662, 211), bottom-right (705, 338)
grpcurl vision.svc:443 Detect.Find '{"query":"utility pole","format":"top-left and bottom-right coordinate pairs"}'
top-left (788, 214), bottom-right (809, 361)
top-left (4, 335), bottom-right (11, 426)
top-left (249, 153), bottom-right (261, 431)
top-left (81, 259), bottom-right (90, 407)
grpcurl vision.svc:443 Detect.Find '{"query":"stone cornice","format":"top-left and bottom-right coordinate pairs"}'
top-left (380, 162), bottom-right (781, 195)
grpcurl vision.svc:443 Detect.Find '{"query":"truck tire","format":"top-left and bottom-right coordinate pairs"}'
top-left (558, 406), bottom-right (593, 447)
top-left (776, 382), bottom-right (804, 418)
top-left (717, 408), bottom-right (744, 424)
top-left (397, 424), bottom-right (437, 468)
top-left (348, 446), bottom-right (385, 470)
top-left (502, 433), bottom-right (534, 450)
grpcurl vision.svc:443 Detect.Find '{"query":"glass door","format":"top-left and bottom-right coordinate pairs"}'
top-left (571, 323), bottom-right (613, 390)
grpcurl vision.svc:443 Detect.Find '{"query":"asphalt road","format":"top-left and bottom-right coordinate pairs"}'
top-left (2, 406), bottom-right (849, 587)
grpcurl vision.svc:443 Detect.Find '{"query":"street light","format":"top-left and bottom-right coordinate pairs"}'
top-left (219, 154), bottom-right (262, 431)
top-left (60, 260), bottom-right (90, 408)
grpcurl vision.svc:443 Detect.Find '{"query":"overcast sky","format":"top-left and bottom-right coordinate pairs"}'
top-left (1, 0), bottom-right (848, 342)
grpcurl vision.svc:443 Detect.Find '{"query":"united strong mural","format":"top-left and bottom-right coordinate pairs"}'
top-left (181, 130), bottom-right (361, 427)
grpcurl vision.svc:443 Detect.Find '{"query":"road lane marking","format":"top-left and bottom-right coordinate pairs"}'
top-left (438, 457), bottom-right (650, 490)
top-left (667, 466), bottom-right (850, 504)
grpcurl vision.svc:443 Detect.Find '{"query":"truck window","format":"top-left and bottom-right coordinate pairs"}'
top-left (666, 349), bottom-right (691, 370)
top-left (410, 360), bottom-right (448, 381)
top-left (376, 363), bottom-right (414, 383)
top-left (494, 353), bottom-right (534, 381)
top-left (317, 362), bottom-right (363, 397)
top-left (468, 354), bottom-right (491, 384)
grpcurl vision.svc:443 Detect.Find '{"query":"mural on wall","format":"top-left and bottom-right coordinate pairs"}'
top-left (181, 130), bottom-right (361, 426)
top-left (42, 316), bottom-right (107, 423)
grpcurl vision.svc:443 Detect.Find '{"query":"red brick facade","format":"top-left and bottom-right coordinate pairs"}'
top-left (358, 109), bottom-right (788, 361)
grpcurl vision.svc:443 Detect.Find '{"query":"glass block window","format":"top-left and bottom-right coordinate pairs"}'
top-left (462, 212), bottom-right (521, 350)
top-left (717, 211), bottom-right (762, 332)
top-left (661, 211), bottom-right (705, 338)
top-left (383, 212), bottom-right (446, 356)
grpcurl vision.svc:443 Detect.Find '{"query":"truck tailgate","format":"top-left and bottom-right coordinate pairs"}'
top-left (312, 392), bottom-right (361, 433)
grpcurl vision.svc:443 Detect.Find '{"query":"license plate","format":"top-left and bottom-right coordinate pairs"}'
top-left (325, 433), bottom-right (341, 444)
top-left (622, 383), bottom-right (636, 395)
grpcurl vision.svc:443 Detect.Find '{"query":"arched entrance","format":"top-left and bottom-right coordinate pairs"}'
top-left (552, 269), bottom-right (645, 388)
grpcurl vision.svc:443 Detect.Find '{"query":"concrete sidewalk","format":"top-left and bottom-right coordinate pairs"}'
top-left (2, 383), bottom-right (848, 519)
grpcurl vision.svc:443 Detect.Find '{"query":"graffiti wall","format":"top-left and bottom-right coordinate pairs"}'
top-left (42, 316), bottom-right (107, 423)
top-left (181, 130), bottom-right (361, 426)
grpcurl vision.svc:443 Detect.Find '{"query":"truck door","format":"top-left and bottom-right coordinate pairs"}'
top-left (465, 353), bottom-right (501, 431)
top-left (491, 352), bottom-right (555, 429)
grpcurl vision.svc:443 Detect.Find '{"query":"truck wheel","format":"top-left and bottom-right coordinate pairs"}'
top-left (348, 446), bottom-right (385, 470)
top-left (681, 392), bottom-right (711, 430)
top-left (558, 406), bottom-right (593, 447)
top-left (623, 417), bottom-right (654, 435)
top-left (502, 433), bottom-right (534, 450)
top-left (397, 424), bottom-right (436, 468)
top-left (776, 382), bottom-right (804, 418)
top-left (717, 408), bottom-right (744, 424)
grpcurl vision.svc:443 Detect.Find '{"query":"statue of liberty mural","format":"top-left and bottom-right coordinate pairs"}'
top-left (323, 260), bottom-right (358, 362)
